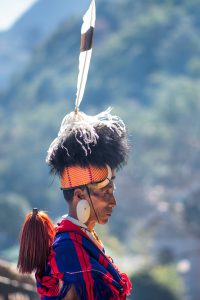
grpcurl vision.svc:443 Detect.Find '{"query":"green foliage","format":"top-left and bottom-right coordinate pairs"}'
top-left (2, 0), bottom-right (200, 108)
top-left (0, 0), bottom-right (200, 259)
top-left (151, 265), bottom-right (184, 297)
top-left (130, 265), bottom-right (184, 300)
top-left (184, 191), bottom-right (200, 236)
top-left (0, 193), bottom-right (31, 249)
top-left (1, 245), bottom-right (19, 262)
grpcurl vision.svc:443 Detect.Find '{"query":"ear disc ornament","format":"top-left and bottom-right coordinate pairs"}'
top-left (76, 199), bottom-right (91, 224)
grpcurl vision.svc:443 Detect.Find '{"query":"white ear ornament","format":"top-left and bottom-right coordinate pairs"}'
top-left (76, 199), bottom-right (91, 224)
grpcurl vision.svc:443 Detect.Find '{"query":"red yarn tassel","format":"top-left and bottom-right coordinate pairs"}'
top-left (18, 209), bottom-right (55, 274)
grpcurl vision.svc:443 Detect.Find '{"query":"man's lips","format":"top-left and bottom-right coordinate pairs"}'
top-left (106, 211), bottom-right (112, 216)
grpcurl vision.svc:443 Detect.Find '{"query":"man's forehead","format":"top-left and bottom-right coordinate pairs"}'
top-left (102, 177), bottom-right (115, 190)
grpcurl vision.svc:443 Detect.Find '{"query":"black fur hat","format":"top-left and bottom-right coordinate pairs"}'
top-left (46, 108), bottom-right (129, 175)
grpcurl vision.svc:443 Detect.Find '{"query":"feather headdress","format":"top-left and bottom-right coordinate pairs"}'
top-left (46, 0), bottom-right (128, 175)
top-left (75, 0), bottom-right (96, 111)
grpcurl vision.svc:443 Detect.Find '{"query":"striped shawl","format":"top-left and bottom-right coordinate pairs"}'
top-left (36, 219), bottom-right (132, 300)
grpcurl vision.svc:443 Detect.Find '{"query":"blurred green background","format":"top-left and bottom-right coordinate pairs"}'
top-left (0, 0), bottom-right (200, 299)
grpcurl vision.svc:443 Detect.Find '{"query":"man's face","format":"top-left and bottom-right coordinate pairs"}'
top-left (86, 169), bottom-right (116, 225)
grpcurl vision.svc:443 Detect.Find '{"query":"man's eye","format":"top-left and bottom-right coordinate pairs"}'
top-left (105, 191), bottom-right (111, 195)
top-left (105, 189), bottom-right (114, 196)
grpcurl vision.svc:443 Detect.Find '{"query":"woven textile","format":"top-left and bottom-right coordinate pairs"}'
top-left (36, 219), bottom-right (132, 300)
top-left (60, 165), bottom-right (108, 189)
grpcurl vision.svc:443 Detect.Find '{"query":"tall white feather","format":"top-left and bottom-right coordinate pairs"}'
top-left (75, 0), bottom-right (96, 111)
top-left (46, 0), bottom-right (127, 163)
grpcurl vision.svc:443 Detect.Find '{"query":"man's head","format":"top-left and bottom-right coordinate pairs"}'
top-left (63, 169), bottom-right (116, 227)
top-left (46, 109), bottom-right (128, 226)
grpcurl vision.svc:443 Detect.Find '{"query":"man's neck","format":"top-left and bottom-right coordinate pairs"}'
top-left (68, 211), bottom-right (96, 232)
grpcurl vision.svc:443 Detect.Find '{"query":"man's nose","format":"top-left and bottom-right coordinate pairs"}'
top-left (110, 195), bottom-right (116, 207)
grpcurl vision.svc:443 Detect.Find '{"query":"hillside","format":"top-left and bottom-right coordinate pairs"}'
top-left (0, 4), bottom-right (200, 298)
top-left (0, 0), bottom-right (89, 89)
top-left (1, 1), bottom-right (200, 299)
top-left (2, 0), bottom-right (200, 109)
top-left (0, 0), bottom-right (200, 219)
top-left (7, 0), bottom-right (90, 46)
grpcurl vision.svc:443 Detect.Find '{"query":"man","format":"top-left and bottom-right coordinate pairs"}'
top-left (18, 109), bottom-right (132, 299)
top-left (18, 1), bottom-right (131, 297)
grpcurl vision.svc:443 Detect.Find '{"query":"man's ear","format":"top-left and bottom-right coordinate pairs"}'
top-left (73, 188), bottom-right (85, 202)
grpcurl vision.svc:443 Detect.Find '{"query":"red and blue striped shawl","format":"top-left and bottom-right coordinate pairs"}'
top-left (36, 219), bottom-right (132, 300)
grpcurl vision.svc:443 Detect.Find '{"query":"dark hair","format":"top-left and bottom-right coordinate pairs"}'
top-left (63, 189), bottom-right (75, 202)
top-left (63, 186), bottom-right (87, 202)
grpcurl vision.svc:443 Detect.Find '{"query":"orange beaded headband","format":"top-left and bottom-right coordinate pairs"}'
top-left (60, 165), bottom-right (112, 190)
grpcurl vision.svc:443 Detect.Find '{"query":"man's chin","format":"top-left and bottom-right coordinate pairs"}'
top-left (100, 216), bottom-right (110, 224)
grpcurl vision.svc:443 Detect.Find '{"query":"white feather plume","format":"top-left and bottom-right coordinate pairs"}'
top-left (46, 1), bottom-right (127, 163)
top-left (75, 0), bottom-right (96, 110)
